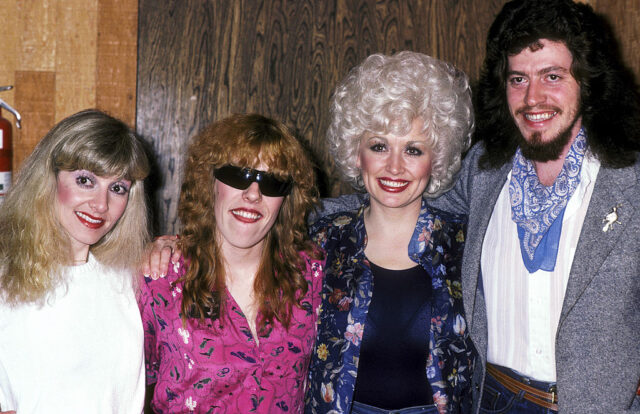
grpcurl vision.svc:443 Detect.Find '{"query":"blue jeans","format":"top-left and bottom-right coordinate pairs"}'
top-left (351, 401), bottom-right (439, 414)
top-left (479, 365), bottom-right (557, 414)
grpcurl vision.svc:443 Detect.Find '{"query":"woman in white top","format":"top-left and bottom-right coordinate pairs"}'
top-left (0, 109), bottom-right (150, 413)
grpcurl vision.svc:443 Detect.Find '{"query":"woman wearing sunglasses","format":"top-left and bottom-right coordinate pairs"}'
top-left (139, 113), bottom-right (324, 413)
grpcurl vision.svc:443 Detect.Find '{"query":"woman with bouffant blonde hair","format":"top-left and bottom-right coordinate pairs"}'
top-left (139, 113), bottom-right (324, 413)
top-left (0, 109), bottom-right (151, 412)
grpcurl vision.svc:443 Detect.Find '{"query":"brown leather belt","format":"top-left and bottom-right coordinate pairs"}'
top-left (486, 363), bottom-right (558, 411)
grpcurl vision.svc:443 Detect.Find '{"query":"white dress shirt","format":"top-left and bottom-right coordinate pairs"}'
top-left (480, 153), bottom-right (600, 381)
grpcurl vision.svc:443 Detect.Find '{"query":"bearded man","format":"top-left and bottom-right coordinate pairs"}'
top-left (427, 0), bottom-right (640, 412)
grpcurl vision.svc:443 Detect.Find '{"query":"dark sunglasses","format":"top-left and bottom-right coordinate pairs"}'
top-left (214, 165), bottom-right (293, 197)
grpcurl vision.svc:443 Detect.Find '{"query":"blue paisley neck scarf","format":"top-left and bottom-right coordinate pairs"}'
top-left (509, 128), bottom-right (587, 273)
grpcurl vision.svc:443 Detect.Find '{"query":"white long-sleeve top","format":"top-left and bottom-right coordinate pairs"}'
top-left (0, 254), bottom-right (145, 413)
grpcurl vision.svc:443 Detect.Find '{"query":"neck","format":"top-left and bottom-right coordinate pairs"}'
top-left (366, 197), bottom-right (422, 235)
top-left (221, 240), bottom-right (263, 345)
top-left (220, 240), bottom-right (263, 286)
top-left (71, 244), bottom-right (90, 265)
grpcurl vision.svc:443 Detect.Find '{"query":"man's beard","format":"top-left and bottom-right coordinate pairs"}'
top-left (515, 111), bottom-right (580, 162)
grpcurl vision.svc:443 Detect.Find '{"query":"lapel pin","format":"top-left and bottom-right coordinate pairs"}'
top-left (602, 204), bottom-right (622, 232)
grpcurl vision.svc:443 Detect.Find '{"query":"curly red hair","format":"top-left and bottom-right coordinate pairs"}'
top-left (177, 114), bottom-right (320, 331)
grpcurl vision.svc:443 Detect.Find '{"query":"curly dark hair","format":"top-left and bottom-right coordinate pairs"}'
top-left (177, 114), bottom-right (320, 331)
top-left (475, 0), bottom-right (640, 169)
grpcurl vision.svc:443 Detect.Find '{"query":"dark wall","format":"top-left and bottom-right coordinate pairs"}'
top-left (136, 0), bottom-right (639, 235)
top-left (137, 0), bottom-right (505, 234)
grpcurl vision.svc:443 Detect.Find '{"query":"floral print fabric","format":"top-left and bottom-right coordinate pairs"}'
top-left (305, 197), bottom-right (475, 414)
top-left (139, 252), bottom-right (324, 413)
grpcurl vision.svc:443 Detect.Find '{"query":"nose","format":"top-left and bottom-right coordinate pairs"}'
top-left (386, 149), bottom-right (405, 175)
top-left (525, 79), bottom-right (545, 107)
top-left (89, 189), bottom-right (109, 213)
top-left (242, 182), bottom-right (262, 202)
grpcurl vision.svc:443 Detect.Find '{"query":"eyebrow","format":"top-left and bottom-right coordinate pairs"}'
top-left (507, 66), bottom-right (570, 77)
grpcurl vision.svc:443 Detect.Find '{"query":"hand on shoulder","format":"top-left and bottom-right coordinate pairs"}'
top-left (140, 235), bottom-right (182, 280)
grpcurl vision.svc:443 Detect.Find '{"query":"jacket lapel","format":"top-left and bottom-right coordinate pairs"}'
top-left (559, 164), bottom-right (639, 326)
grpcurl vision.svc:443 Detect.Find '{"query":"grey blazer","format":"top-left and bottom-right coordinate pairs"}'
top-left (319, 142), bottom-right (640, 412)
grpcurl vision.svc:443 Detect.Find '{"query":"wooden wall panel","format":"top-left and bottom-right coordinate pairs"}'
top-left (0, 0), bottom-right (17, 105)
top-left (18, 0), bottom-right (56, 71)
top-left (0, 0), bottom-right (137, 172)
top-left (96, 0), bottom-right (139, 126)
top-left (138, 0), bottom-right (640, 234)
top-left (593, 0), bottom-right (640, 83)
top-left (13, 71), bottom-right (56, 169)
top-left (137, 0), bottom-right (509, 234)
top-left (54, 0), bottom-right (98, 120)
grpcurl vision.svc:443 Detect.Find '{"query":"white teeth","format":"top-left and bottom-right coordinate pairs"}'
top-left (232, 210), bottom-right (261, 219)
top-left (379, 179), bottom-right (408, 188)
top-left (76, 212), bottom-right (103, 223)
top-left (525, 112), bottom-right (556, 121)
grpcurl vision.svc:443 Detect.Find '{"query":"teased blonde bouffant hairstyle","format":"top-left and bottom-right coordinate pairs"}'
top-left (0, 109), bottom-right (151, 305)
top-left (328, 51), bottom-right (474, 197)
top-left (178, 113), bottom-right (319, 331)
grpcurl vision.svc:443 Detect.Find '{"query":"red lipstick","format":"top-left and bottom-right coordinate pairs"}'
top-left (75, 211), bottom-right (105, 229)
top-left (231, 208), bottom-right (263, 223)
top-left (377, 177), bottom-right (409, 193)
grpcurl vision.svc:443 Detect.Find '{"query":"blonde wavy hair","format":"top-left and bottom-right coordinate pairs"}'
top-left (328, 51), bottom-right (474, 197)
top-left (177, 113), bottom-right (320, 331)
top-left (0, 109), bottom-right (151, 305)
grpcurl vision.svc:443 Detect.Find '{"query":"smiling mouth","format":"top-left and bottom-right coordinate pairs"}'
top-left (231, 208), bottom-right (262, 223)
top-left (524, 111), bottom-right (557, 122)
top-left (377, 178), bottom-right (409, 192)
top-left (75, 211), bottom-right (105, 229)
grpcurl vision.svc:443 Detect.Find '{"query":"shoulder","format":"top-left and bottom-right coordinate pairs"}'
top-left (462, 141), bottom-right (491, 171)
top-left (418, 201), bottom-right (467, 239)
top-left (140, 255), bottom-right (188, 295)
top-left (297, 250), bottom-right (324, 274)
top-left (311, 193), bottom-right (366, 222)
top-left (310, 204), bottom-right (362, 238)
top-left (413, 200), bottom-right (467, 260)
top-left (426, 204), bottom-right (467, 227)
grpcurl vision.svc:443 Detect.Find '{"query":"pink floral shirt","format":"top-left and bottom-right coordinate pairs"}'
top-left (139, 253), bottom-right (323, 413)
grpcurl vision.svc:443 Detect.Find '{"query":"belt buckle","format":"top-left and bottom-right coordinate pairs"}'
top-left (549, 384), bottom-right (558, 404)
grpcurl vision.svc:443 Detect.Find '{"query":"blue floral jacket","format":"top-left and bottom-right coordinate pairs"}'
top-left (305, 197), bottom-right (475, 414)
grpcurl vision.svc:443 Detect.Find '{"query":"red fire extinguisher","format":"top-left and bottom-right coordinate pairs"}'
top-left (0, 85), bottom-right (22, 204)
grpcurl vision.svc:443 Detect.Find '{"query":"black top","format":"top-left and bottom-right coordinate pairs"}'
top-left (353, 261), bottom-right (434, 409)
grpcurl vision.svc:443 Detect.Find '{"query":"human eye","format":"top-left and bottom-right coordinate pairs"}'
top-left (508, 75), bottom-right (527, 87)
top-left (405, 146), bottom-right (424, 156)
top-left (546, 73), bottom-right (561, 81)
top-left (110, 181), bottom-right (131, 195)
top-left (369, 142), bottom-right (387, 152)
top-left (75, 173), bottom-right (96, 189)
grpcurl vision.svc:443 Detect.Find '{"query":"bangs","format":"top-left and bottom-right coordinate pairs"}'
top-left (53, 131), bottom-right (149, 181)
top-left (221, 129), bottom-right (294, 180)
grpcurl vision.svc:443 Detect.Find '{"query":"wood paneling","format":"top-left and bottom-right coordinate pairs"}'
top-left (54, 0), bottom-right (98, 119)
top-left (96, 0), bottom-right (139, 126)
top-left (593, 0), bottom-right (640, 82)
top-left (137, 0), bottom-right (507, 234)
top-left (0, 0), bottom-right (17, 105)
top-left (0, 0), bottom-right (137, 171)
top-left (138, 0), bottom-right (640, 234)
top-left (13, 71), bottom-right (55, 169)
